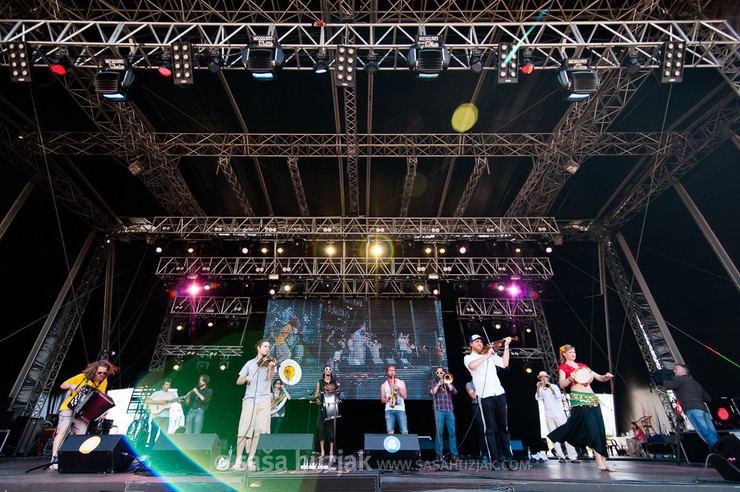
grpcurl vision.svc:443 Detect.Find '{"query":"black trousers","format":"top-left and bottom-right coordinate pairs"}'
top-left (471, 401), bottom-right (487, 457)
top-left (480, 394), bottom-right (512, 460)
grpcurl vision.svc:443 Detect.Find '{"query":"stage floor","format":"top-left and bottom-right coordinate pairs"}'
top-left (0, 456), bottom-right (735, 492)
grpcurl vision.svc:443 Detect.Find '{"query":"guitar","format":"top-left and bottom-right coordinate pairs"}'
top-left (148, 395), bottom-right (188, 416)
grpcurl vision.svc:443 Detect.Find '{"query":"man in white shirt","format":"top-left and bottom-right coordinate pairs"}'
top-left (463, 334), bottom-right (513, 462)
top-left (535, 371), bottom-right (578, 463)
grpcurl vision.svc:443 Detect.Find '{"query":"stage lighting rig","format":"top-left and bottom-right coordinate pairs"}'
top-left (171, 42), bottom-right (194, 86)
top-left (408, 36), bottom-right (449, 79)
top-left (8, 42), bottom-right (31, 82)
top-left (556, 58), bottom-right (599, 102)
top-left (94, 64), bottom-right (135, 101)
top-left (242, 36), bottom-right (284, 80)
top-left (497, 43), bottom-right (518, 84)
top-left (661, 41), bottom-right (685, 83)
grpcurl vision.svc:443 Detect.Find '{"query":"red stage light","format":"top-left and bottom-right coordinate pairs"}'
top-left (159, 65), bottom-right (172, 77)
top-left (521, 63), bottom-right (534, 75)
top-left (51, 63), bottom-right (67, 76)
top-left (718, 407), bottom-right (730, 420)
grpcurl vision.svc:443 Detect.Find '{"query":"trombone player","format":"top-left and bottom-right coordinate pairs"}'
top-left (535, 371), bottom-right (578, 463)
top-left (429, 367), bottom-right (460, 463)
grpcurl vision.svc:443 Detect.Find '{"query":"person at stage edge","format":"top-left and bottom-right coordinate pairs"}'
top-left (50, 359), bottom-right (119, 469)
top-left (429, 367), bottom-right (460, 463)
top-left (234, 339), bottom-right (276, 471)
top-left (146, 378), bottom-right (177, 440)
top-left (380, 365), bottom-right (408, 434)
top-left (184, 374), bottom-right (212, 434)
top-left (464, 334), bottom-right (513, 462)
top-left (465, 381), bottom-right (488, 461)
top-left (548, 344), bottom-right (615, 472)
top-left (314, 365), bottom-right (340, 460)
top-left (662, 363), bottom-right (719, 448)
top-left (270, 378), bottom-right (290, 434)
top-left (535, 370), bottom-right (579, 463)
top-left (626, 421), bottom-right (648, 456)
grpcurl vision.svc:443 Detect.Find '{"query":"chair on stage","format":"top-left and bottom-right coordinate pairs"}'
top-left (637, 415), bottom-right (654, 435)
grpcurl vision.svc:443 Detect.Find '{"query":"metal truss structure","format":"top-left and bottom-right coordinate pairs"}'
top-left (506, 69), bottom-right (653, 216)
top-left (2, 0), bottom-right (702, 24)
top-left (1, 19), bottom-right (738, 75)
top-left (218, 155), bottom-right (255, 216)
top-left (155, 256), bottom-right (554, 281)
top-left (456, 297), bottom-right (558, 375)
top-left (600, 232), bottom-right (683, 431)
top-left (117, 215), bottom-right (561, 240)
top-left (168, 295), bottom-right (251, 316)
top-left (35, 130), bottom-right (676, 158)
top-left (149, 296), bottom-right (249, 370)
top-left (12, 235), bottom-right (108, 417)
top-left (457, 298), bottom-right (537, 319)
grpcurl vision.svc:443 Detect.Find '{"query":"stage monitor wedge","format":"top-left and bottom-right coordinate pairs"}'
top-left (58, 435), bottom-right (134, 473)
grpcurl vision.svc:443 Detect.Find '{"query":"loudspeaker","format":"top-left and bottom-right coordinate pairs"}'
top-left (709, 433), bottom-right (740, 482)
top-left (244, 471), bottom-right (380, 492)
top-left (364, 434), bottom-right (420, 470)
top-left (58, 435), bottom-right (134, 473)
top-left (255, 433), bottom-right (313, 471)
top-left (151, 433), bottom-right (221, 472)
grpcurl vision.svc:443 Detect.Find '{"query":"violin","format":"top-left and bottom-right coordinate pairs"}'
top-left (481, 336), bottom-right (519, 354)
top-left (257, 356), bottom-right (276, 368)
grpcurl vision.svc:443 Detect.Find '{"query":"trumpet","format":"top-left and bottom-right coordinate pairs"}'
top-left (443, 373), bottom-right (453, 384)
top-left (544, 383), bottom-right (551, 389)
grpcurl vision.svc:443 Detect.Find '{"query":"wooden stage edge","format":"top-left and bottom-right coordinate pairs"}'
top-left (0, 456), bottom-right (736, 492)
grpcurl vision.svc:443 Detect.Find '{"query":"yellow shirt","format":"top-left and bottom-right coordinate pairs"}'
top-left (59, 374), bottom-right (108, 412)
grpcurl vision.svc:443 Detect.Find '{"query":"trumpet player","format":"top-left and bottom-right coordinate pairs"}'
top-left (429, 367), bottom-right (460, 463)
top-left (233, 339), bottom-right (276, 471)
top-left (380, 365), bottom-right (408, 434)
top-left (535, 371), bottom-right (578, 463)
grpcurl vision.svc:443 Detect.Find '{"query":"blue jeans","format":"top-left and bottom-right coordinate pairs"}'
top-left (186, 408), bottom-right (205, 434)
top-left (434, 410), bottom-right (458, 457)
top-left (385, 410), bottom-right (408, 433)
top-left (685, 409), bottom-right (719, 447)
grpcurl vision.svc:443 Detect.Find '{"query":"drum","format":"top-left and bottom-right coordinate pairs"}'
top-left (573, 367), bottom-right (593, 385)
top-left (322, 392), bottom-right (341, 421)
top-left (76, 390), bottom-right (115, 423)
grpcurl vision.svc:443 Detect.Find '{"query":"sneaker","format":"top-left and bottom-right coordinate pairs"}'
top-left (558, 458), bottom-right (566, 463)
top-left (451, 456), bottom-right (462, 464)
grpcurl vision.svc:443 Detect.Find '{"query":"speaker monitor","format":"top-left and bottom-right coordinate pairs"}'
top-left (709, 433), bottom-right (740, 482)
top-left (151, 433), bottom-right (221, 472)
top-left (255, 433), bottom-right (313, 471)
top-left (58, 434), bottom-right (134, 473)
top-left (364, 433), bottom-right (420, 470)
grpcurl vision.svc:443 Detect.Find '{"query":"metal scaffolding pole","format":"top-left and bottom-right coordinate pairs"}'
top-left (0, 182), bottom-right (34, 242)
top-left (672, 178), bottom-right (740, 295)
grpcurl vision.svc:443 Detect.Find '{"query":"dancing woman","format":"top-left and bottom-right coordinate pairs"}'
top-left (548, 344), bottom-right (615, 472)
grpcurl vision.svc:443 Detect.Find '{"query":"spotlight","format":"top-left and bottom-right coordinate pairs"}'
top-left (325, 244), bottom-right (337, 256)
top-left (276, 246), bottom-right (285, 254)
top-left (525, 364), bottom-right (533, 374)
top-left (196, 359), bottom-right (209, 372)
top-left (622, 48), bottom-right (641, 75)
top-left (507, 283), bottom-right (522, 297)
top-left (495, 323), bottom-right (502, 330)
top-left (424, 246), bottom-right (433, 254)
top-left (313, 58), bottom-right (329, 74)
top-left (8, 42), bottom-right (31, 82)
top-left (269, 287), bottom-right (276, 296)
top-left (242, 38), bottom-right (284, 80)
top-left (175, 324), bottom-right (184, 331)
top-left (207, 320), bottom-right (214, 327)
top-left (171, 42), bottom-right (194, 86)
top-left (416, 284), bottom-right (425, 292)
top-left (261, 246), bottom-right (269, 254)
top-left (241, 246), bottom-right (249, 254)
top-left (219, 361), bottom-right (229, 371)
top-left (334, 45), bottom-right (357, 87)
top-left (208, 55), bottom-right (222, 74)
top-left (173, 361), bottom-right (182, 371)
top-left (155, 246), bottom-right (164, 254)
top-left (566, 158), bottom-right (580, 174)
top-left (94, 67), bottom-right (135, 101)
top-left (545, 246), bottom-right (553, 254)
top-left (364, 61), bottom-right (379, 74)
top-left (556, 58), bottom-right (599, 101)
top-left (50, 57), bottom-right (69, 76)
top-left (282, 283), bottom-right (292, 293)
top-left (408, 36), bottom-right (450, 79)
top-left (469, 53), bottom-right (483, 73)
top-left (158, 61), bottom-right (172, 77)
top-left (521, 49), bottom-right (534, 75)
top-left (497, 43), bottom-right (518, 84)
top-left (438, 246), bottom-right (447, 254)
top-left (661, 41), bottom-right (685, 83)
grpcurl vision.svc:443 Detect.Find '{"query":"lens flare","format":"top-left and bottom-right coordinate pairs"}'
top-left (451, 103), bottom-right (478, 132)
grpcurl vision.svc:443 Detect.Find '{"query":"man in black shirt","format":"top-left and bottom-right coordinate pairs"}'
top-left (185, 374), bottom-right (213, 434)
top-left (663, 364), bottom-right (718, 448)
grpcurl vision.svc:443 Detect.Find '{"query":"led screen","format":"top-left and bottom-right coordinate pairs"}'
top-left (263, 298), bottom-right (447, 400)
